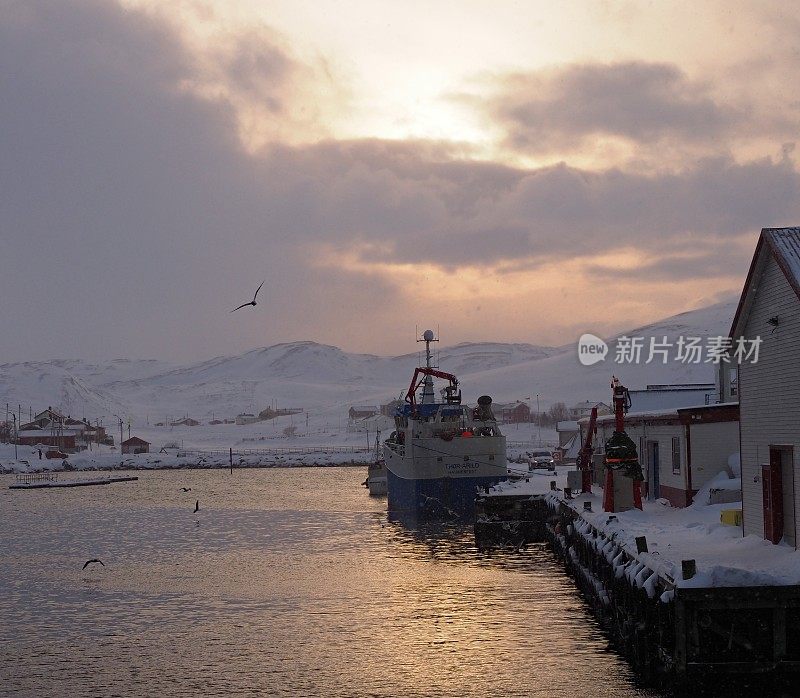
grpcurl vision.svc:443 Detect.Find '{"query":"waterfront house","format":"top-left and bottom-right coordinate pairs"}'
top-left (731, 227), bottom-right (800, 546)
top-left (581, 402), bottom-right (739, 507)
top-left (628, 383), bottom-right (717, 411)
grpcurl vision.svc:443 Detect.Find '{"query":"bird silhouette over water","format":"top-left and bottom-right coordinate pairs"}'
top-left (181, 487), bottom-right (191, 492)
top-left (231, 281), bottom-right (264, 312)
top-left (82, 559), bottom-right (104, 570)
top-left (194, 500), bottom-right (199, 513)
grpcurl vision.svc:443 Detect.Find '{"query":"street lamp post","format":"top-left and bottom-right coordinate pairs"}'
top-left (536, 394), bottom-right (541, 446)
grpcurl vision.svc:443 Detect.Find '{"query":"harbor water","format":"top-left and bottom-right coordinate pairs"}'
top-left (0, 468), bottom-right (656, 697)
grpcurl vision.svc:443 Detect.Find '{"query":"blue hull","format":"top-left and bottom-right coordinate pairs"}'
top-left (387, 469), bottom-right (505, 523)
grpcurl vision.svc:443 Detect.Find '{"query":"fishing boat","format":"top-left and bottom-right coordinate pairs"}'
top-left (384, 330), bottom-right (507, 522)
top-left (364, 430), bottom-right (387, 495)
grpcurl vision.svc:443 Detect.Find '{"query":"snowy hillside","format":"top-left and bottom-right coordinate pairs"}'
top-left (0, 300), bottom-right (736, 423)
top-left (462, 299), bottom-right (738, 407)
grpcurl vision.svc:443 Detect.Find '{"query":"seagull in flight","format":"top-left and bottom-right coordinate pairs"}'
top-left (181, 487), bottom-right (191, 492)
top-left (82, 559), bottom-right (105, 570)
top-left (231, 281), bottom-right (264, 312)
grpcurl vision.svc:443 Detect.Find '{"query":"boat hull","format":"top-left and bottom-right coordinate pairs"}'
top-left (386, 468), bottom-right (503, 523)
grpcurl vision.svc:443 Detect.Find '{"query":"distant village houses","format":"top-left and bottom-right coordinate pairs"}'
top-left (349, 405), bottom-right (379, 420)
top-left (170, 417), bottom-right (199, 427)
top-left (498, 401), bottom-right (531, 424)
top-left (10, 406), bottom-right (111, 453)
top-left (380, 399), bottom-right (403, 417)
top-left (570, 400), bottom-right (611, 420)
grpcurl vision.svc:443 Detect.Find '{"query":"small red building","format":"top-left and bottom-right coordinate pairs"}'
top-left (122, 437), bottom-right (150, 454)
top-left (17, 430), bottom-right (78, 452)
top-left (500, 402), bottom-right (531, 424)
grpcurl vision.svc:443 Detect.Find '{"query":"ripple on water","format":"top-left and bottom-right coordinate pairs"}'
top-left (0, 468), bottom-right (656, 697)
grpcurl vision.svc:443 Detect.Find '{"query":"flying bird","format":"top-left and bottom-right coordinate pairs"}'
top-left (194, 500), bottom-right (199, 513)
top-left (181, 487), bottom-right (191, 492)
top-left (231, 281), bottom-right (264, 312)
top-left (82, 559), bottom-right (105, 570)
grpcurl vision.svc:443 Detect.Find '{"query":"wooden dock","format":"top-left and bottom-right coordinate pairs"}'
top-left (475, 487), bottom-right (800, 682)
top-left (9, 474), bottom-right (138, 489)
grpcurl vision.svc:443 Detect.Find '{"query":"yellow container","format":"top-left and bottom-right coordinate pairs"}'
top-left (720, 509), bottom-right (743, 527)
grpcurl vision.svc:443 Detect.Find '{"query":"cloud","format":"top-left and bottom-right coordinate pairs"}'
top-left (1, 0), bottom-right (798, 362)
top-left (498, 63), bottom-right (736, 152)
top-left (457, 59), bottom-right (792, 164)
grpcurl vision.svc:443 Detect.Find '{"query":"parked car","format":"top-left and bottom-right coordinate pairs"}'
top-left (528, 449), bottom-right (555, 470)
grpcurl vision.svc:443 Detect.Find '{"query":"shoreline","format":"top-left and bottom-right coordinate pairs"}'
top-left (0, 460), bottom-right (369, 476)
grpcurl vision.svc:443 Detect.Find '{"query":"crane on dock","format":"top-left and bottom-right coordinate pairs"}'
top-left (602, 376), bottom-right (643, 512)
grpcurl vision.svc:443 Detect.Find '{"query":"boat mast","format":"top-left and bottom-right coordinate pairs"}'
top-left (418, 329), bottom-right (438, 404)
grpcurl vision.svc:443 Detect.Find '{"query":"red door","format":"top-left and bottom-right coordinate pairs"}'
top-left (763, 450), bottom-right (784, 544)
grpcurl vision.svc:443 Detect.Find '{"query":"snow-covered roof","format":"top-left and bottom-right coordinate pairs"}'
top-left (18, 428), bottom-right (82, 438)
top-left (582, 408), bottom-right (680, 424)
top-left (122, 436), bottom-right (150, 445)
top-left (731, 227), bottom-right (800, 336)
top-left (571, 400), bottom-right (609, 410)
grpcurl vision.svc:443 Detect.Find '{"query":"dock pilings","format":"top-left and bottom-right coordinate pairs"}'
top-left (475, 492), bottom-right (800, 680)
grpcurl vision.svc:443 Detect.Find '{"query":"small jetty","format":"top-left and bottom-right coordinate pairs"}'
top-left (9, 472), bottom-right (138, 489)
top-left (476, 475), bottom-right (800, 682)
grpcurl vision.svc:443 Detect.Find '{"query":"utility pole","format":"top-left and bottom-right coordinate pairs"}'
top-left (536, 394), bottom-right (541, 446)
top-left (12, 414), bottom-right (17, 460)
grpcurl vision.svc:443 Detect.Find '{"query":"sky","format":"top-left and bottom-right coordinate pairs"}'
top-left (2, 0), bottom-right (799, 362)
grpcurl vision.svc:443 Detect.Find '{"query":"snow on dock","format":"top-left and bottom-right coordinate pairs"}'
top-left (9, 473), bottom-right (138, 489)
top-left (482, 469), bottom-right (800, 588)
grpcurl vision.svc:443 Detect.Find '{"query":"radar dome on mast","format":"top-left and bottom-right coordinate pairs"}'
top-left (423, 329), bottom-right (435, 341)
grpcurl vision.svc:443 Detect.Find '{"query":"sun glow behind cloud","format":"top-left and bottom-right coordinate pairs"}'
top-left (312, 243), bottom-right (744, 347)
top-left (2, 0), bottom-right (799, 361)
top-left (121, 0), bottom-right (798, 166)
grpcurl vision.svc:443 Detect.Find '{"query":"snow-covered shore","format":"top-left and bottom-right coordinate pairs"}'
top-left (486, 469), bottom-right (800, 588)
top-left (1, 421), bottom-right (556, 474)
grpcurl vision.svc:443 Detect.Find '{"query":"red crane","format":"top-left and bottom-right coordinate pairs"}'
top-left (602, 377), bottom-right (643, 512)
top-left (404, 367), bottom-right (460, 407)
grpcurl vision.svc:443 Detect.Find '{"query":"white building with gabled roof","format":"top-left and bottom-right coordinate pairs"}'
top-left (731, 227), bottom-right (800, 546)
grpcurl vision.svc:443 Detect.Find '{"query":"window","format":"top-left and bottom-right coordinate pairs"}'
top-left (671, 436), bottom-right (681, 474)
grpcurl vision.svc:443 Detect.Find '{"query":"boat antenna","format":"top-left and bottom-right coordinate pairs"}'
top-left (417, 328), bottom-right (438, 404)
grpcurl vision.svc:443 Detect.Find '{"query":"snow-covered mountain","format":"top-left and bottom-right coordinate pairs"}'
top-left (463, 299), bottom-right (738, 407)
top-left (0, 299), bottom-right (736, 423)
